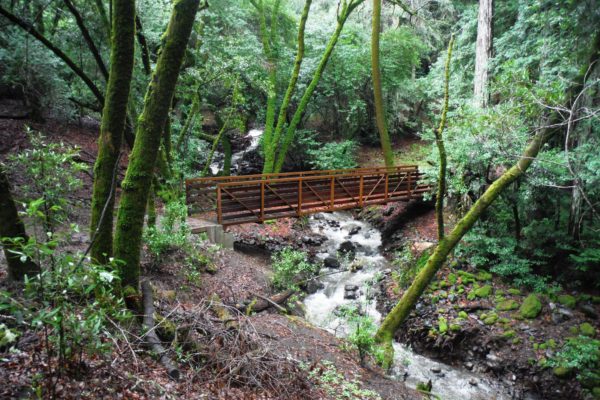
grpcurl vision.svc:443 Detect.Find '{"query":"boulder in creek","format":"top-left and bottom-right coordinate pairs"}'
top-left (323, 255), bottom-right (341, 269)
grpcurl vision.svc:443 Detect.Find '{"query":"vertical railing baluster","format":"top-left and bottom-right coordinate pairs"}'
top-left (298, 178), bottom-right (303, 216)
top-left (217, 185), bottom-right (222, 224)
top-left (330, 176), bottom-right (334, 209)
top-left (260, 181), bottom-right (265, 222)
top-left (359, 174), bottom-right (364, 207)
top-left (384, 172), bottom-right (389, 201)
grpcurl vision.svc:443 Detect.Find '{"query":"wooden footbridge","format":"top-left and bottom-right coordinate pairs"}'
top-left (185, 166), bottom-right (431, 226)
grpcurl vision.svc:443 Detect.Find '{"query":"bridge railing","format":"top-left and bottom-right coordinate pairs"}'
top-left (185, 165), bottom-right (420, 215)
top-left (185, 166), bottom-right (431, 225)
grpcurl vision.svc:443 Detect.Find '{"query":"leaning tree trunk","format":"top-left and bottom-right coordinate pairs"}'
top-left (375, 128), bottom-right (554, 368)
top-left (473, 0), bottom-right (493, 108)
top-left (113, 0), bottom-right (201, 291)
top-left (371, 0), bottom-right (394, 168)
top-left (90, 0), bottom-right (136, 264)
top-left (0, 165), bottom-right (39, 281)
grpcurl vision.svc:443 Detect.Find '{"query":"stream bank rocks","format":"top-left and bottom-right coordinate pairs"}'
top-left (376, 264), bottom-right (600, 400)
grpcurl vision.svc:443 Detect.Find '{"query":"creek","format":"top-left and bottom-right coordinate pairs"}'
top-left (303, 211), bottom-right (518, 400)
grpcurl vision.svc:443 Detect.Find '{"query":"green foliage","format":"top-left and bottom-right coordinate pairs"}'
top-left (270, 247), bottom-right (318, 291)
top-left (519, 294), bottom-right (542, 319)
top-left (391, 247), bottom-right (429, 290)
top-left (143, 198), bottom-right (190, 260)
top-left (303, 360), bottom-right (381, 400)
top-left (8, 129), bottom-right (86, 229)
top-left (548, 336), bottom-right (600, 385)
top-left (306, 140), bottom-right (358, 170)
top-left (336, 304), bottom-right (383, 366)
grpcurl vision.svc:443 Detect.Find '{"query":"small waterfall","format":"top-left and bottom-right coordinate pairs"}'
top-left (209, 128), bottom-right (263, 175)
top-left (303, 211), bottom-right (517, 400)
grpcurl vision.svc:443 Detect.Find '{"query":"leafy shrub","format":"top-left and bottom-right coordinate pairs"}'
top-left (8, 129), bottom-right (86, 230)
top-left (548, 335), bottom-right (600, 384)
top-left (336, 304), bottom-right (383, 366)
top-left (303, 360), bottom-right (381, 399)
top-left (391, 246), bottom-right (429, 290)
top-left (270, 248), bottom-right (318, 291)
top-left (307, 140), bottom-right (358, 170)
top-left (144, 198), bottom-right (190, 260)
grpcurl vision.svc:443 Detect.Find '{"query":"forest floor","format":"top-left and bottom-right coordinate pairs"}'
top-left (0, 115), bottom-right (418, 399)
top-left (1, 112), bottom-right (599, 399)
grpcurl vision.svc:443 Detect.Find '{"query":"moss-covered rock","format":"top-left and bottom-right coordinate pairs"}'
top-left (458, 311), bottom-right (468, 319)
top-left (438, 317), bottom-right (448, 334)
top-left (502, 330), bottom-right (516, 339)
top-left (475, 285), bottom-right (492, 298)
top-left (458, 270), bottom-right (476, 284)
top-left (450, 323), bottom-right (461, 332)
top-left (553, 366), bottom-right (573, 379)
top-left (497, 299), bottom-right (519, 311)
top-left (557, 294), bottom-right (577, 309)
top-left (448, 273), bottom-right (457, 285)
top-left (508, 288), bottom-right (521, 296)
top-left (484, 314), bottom-right (498, 325)
top-left (580, 322), bottom-right (596, 337)
top-left (519, 294), bottom-right (542, 319)
top-left (467, 291), bottom-right (476, 301)
top-left (476, 271), bottom-right (493, 281)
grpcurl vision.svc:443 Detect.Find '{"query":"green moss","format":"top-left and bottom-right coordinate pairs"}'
top-left (553, 366), bottom-right (573, 379)
top-left (592, 387), bottom-right (600, 399)
top-left (476, 271), bottom-right (493, 281)
top-left (483, 314), bottom-right (498, 325)
top-left (570, 326), bottom-right (580, 335)
top-left (439, 280), bottom-right (449, 288)
top-left (458, 270), bottom-right (476, 284)
top-left (592, 296), bottom-right (600, 304)
top-left (533, 343), bottom-right (539, 350)
top-left (519, 294), bottom-right (542, 319)
top-left (458, 311), bottom-right (468, 319)
top-left (499, 317), bottom-right (511, 324)
top-left (502, 330), bottom-right (516, 339)
top-left (448, 273), bottom-right (457, 285)
top-left (539, 343), bottom-right (547, 350)
top-left (438, 317), bottom-right (448, 334)
top-left (508, 288), bottom-right (521, 296)
top-left (546, 339), bottom-right (557, 349)
top-left (497, 299), bottom-right (520, 311)
top-left (580, 322), bottom-right (596, 337)
top-left (457, 286), bottom-right (465, 294)
top-left (450, 323), bottom-right (461, 332)
top-left (475, 285), bottom-right (492, 298)
top-left (512, 337), bottom-right (521, 345)
top-left (557, 294), bottom-right (577, 309)
top-left (467, 291), bottom-right (476, 301)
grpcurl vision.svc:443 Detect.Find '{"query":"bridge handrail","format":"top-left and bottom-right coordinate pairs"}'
top-left (213, 167), bottom-right (422, 188)
top-left (185, 165), bottom-right (418, 187)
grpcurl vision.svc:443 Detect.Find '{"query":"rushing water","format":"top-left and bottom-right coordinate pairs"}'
top-left (303, 211), bottom-right (516, 400)
top-left (209, 128), bottom-right (263, 175)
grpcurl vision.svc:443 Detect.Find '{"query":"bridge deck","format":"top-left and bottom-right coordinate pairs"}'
top-left (185, 166), bottom-right (430, 226)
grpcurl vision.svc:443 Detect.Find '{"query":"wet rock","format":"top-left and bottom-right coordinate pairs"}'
top-left (579, 303), bottom-right (599, 319)
top-left (345, 284), bottom-right (359, 291)
top-left (464, 361), bottom-right (474, 370)
top-left (305, 280), bottom-right (324, 295)
top-left (302, 235), bottom-right (326, 246)
top-left (349, 260), bottom-right (364, 272)
top-left (430, 367), bottom-right (441, 373)
top-left (349, 226), bottom-right (361, 235)
top-left (323, 256), bottom-right (341, 269)
top-left (344, 290), bottom-right (359, 300)
top-left (339, 240), bottom-right (356, 254)
top-left (469, 378), bottom-right (478, 386)
top-left (383, 206), bottom-right (395, 216)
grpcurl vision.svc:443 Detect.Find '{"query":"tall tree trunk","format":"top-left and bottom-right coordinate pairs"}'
top-left (262, 0), bottom-right (312, 174)
top-left (113, 0), bottom-right (202, 291)
top-left (0, 165), bottom-right (39, 281)
top-left (473, 0), bottom-right (493, 108)
top-left (90, 0), bottom-right (136, 264)
top-left (272, 0), bottom-right (365, 173)
top-left (434, 36), bottom-right (454, 241)
top-left (371, 0), bottom-right (394, 168)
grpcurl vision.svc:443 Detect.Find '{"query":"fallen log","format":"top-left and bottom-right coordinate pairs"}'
top-left (209, 294), bottom-right (239, 330)
top-left (239, 289), bottom-right (295, 314)
top-left (141, 280), bottom-right (180, 380)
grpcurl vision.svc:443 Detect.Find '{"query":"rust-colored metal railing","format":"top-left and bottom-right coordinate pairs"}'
top-left (185, 166), bottom-right (431, 226)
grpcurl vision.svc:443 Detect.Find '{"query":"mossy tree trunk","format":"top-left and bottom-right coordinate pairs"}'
top-left (90, 0), bottom-right (136, 264)
top-left (0, 165), bottom-right (39, 281)
top-left (434, 36), bottom-right (454, 241)
top-left (261, 0), bottom-right (312, 174)
top-left (113, 0), bottom-right (202, 291)
top-left (271, 0), bottom-right (365, 173)
top-left (375, 128), bottom-right (554, 368)
top-left (371, 0), bottom-right (394, 168)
